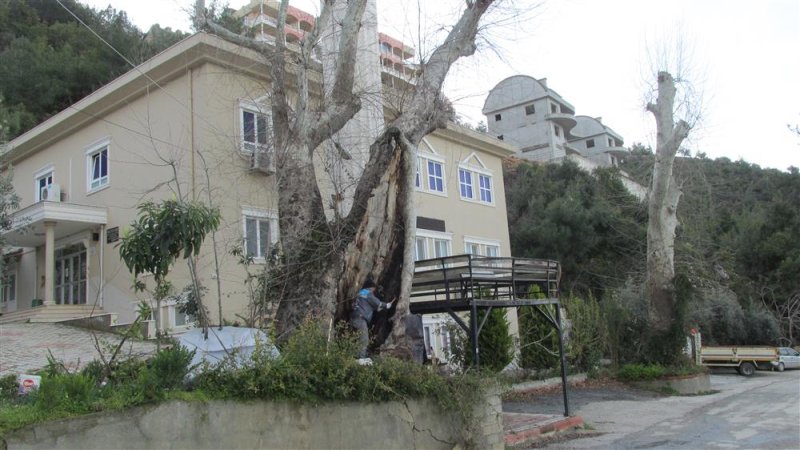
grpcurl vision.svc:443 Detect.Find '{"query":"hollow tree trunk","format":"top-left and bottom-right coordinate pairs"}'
top-left (274, 128), bottom-right (412, 350)
top-left (197, 0), bottom-right (498, 353)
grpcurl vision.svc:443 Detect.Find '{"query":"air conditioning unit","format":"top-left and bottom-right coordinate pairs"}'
top-left (42, 184), bottom-right (61, 202)
top-left (249, 148), bottom-right (275, 175)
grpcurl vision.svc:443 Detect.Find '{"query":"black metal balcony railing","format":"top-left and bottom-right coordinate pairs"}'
top-left (410, 254), bottom-right (560, 310)
top-left (409, 254), bottom-right (571, 416)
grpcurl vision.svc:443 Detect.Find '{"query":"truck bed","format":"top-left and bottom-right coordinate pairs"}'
top-left (700, 346), bottom-right (778, 364)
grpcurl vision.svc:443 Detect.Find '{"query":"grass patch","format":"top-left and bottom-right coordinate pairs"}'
top-left (615, 363), bottom-right (706, 382)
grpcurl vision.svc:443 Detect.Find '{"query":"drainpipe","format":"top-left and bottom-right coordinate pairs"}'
top-left (189, 67), bottom-right (196, 202)
top-left (99, 224), bottom-right (105, 309)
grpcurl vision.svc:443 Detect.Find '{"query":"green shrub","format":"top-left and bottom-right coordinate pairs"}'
top-left (193, 320), bottom-right (490, 412)
top-left (602, 282), bottom-right (649, 365)
top-left (148, 345), bottom-right (194, 390)
top-left (743, 307), bottom-right (781, 345)
top-left (0, 374), bottom-right (17, 400)
top-left (616, 362), bottom-right (705, 382)
top-left (562, 294), bottom-right (606, 372)
top-left (616, 363), bottom-right (666, 381)
top-left (80, 360), bottom-right (105, 382)
top-left (137, 345), bottom-right (194, 401)
top-left (450, 308), bottom-right (514, 373)
top-left (518, 285), bottom-right (559, 370)
top-left (35, 373), bottom-right (98, 414)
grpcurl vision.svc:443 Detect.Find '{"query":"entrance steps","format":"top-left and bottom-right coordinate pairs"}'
top-left (0, 305), bottom-right (105, 325)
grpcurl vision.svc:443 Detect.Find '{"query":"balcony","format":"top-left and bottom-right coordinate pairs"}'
top-left (5, 201), bottom-right (107, 248)
top-left (545, 113), bottom-right (577, 137)
top-left (3, 201), bottom-right (108, 308)
top-left (244, 14), bottom-right (277, 29)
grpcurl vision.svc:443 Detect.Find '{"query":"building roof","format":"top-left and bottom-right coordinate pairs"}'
top-left (435, 122), bottom-right (518, 158)
top-left (571, 115), bottom-right (624, 143)
top-left (3, 33), bottom-right (293, 163)
top-left (482, 75), bottom-right (575, 115)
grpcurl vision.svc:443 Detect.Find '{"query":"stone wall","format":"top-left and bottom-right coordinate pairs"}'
top-left (4, 392), bottom-right (504, 449)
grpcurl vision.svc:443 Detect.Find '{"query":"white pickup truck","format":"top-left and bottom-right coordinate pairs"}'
top-left (700, 346), bottom-right (779, 376)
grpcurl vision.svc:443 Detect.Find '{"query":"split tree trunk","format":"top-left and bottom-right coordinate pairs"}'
top-left (204, 0), bottom-right (500, 352)
top-left (645, 71), bottom-right (690, 331)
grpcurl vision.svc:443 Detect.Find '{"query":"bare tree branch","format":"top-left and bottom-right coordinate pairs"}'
top-left (306, 0), bottom-right (370, 150)
top-left (193, 1), bottom-right (275, 57)
top-left (295, 0), bottom-right (334, 134)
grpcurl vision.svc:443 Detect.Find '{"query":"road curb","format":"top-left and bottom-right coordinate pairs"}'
top-left (504, 412), bottom-right (584, 447)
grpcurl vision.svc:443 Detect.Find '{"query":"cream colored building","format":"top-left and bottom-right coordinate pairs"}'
top-left (0, 33), bottom-right (517, 352)
top-left (411, 125), bottom-right (517, 360)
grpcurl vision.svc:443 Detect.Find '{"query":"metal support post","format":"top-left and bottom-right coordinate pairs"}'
top-left (470, 301), bottom-right (479, 368)
top-left (556, 304), bottom-right (571, 417)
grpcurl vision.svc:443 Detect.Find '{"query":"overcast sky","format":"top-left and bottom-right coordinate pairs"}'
top-left (80, 0), bottom-right (800, 171)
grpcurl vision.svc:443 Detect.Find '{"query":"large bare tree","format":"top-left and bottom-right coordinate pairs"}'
top-left (195, 0), bottom-right (497, 354)
top-left (645, 71), bottom-right (691, 332)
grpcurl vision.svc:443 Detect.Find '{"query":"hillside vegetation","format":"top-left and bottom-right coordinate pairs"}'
top-left (506, 153), bottom-right (799, 351)
top-left (0, 0), bottom-right (186, 141)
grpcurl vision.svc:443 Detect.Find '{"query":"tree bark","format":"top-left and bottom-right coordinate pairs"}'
top-left (196, 0), bottom-right (497, 352)
top-left (645, 71), bottom-right (690, 331)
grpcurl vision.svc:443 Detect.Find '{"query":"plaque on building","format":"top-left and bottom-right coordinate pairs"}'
top-left (106, 226), bottom-right (120, 243)
top-left (416, 217), bottom-right (445, 232)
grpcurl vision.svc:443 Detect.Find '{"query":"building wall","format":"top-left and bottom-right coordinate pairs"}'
top-left (5, 56), bottom-right (285, 328)
top-left (413, 126), bottom-right (519, 360)
top-left (7, 70), bottom-right (193, 324)
top-left (5, 35), bottom-right (519, 349)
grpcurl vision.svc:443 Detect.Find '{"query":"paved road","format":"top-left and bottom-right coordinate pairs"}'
top-left (543, 370), bottom-right (800, 449)
top-left (0, 322), bottom-right (156, 376)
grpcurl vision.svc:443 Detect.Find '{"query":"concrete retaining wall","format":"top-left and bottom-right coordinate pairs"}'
top-left (4, 393), bottom-right (504, 449)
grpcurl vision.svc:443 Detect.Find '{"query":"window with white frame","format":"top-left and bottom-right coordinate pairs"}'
top-left (464, 238), bottom-right (501, 257)
top-left (416, 143), bottom-right (447, 196)
top-left (414, 231), bottom-right (452, 261)
top-left (35, 170), bottom-right (53, 202)
top-left (1, 272), bottom-right (16, 305)
top-left (243, 209), bottom-right (278, 261)
top-left (554, 125), bottom-right (562, 138)
top-left (458, 166), bottom-right (493, 205)
top-left (415, 157), bottom-right (421, 188)
top-left (478, 174), bottom-right (493, 203)
top-left (173, 305), bottom-right (195, 328)
top-left (427, 160), bottom-right (444, 193)
top-left (458, 169), bottom-right (473, 199)
top-left (240, 101), bottom-right (272, 154)
top-left (87, 143), bottom-right (109, 191)
top-left (154, 301), bottom-right (195, 332)
top-left (423, 316), bottom-right (453, 362)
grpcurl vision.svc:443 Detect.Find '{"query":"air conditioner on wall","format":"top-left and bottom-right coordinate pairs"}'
top-left (249, 148), bottom-right (275, 175)
top-left (42, 184), bottom-right (61, 202)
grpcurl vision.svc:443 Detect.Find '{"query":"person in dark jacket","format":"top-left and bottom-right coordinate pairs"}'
top-left (351, 279), bottom-right (394, 359)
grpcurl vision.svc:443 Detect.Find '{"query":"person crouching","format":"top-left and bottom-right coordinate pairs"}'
top-left (350, 279), bottom-right (394, 361)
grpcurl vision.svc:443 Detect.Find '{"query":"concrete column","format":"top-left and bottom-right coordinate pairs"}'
top-left (318, 0), bottom-right (383, 218)
top-left (43, 221), bottom-right (56, 306)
